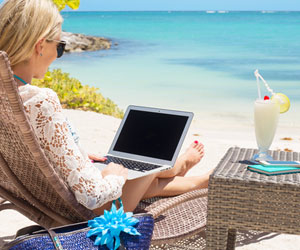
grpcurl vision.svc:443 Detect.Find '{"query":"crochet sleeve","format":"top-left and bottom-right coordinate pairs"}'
top-left (20, 86), bottom-right (125, 210)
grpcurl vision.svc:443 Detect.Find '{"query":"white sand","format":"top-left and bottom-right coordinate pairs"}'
top-left (1, 109), bottom-right (299, 249)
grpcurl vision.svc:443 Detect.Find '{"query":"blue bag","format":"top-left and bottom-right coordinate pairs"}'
top-left (4, 199), bottom-right (154, 250)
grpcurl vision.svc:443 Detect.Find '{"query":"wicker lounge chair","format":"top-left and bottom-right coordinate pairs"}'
top-left (0, 50), bottom-right (208, 248)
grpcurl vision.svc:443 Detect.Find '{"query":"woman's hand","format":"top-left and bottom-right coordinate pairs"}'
top-left (88, 153), bottom-right (107, 162)
top-left (101, 163), bottom-right (128, 181)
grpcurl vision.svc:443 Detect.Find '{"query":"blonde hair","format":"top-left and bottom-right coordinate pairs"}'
top-left (0, 0), bottom-right (63, 67)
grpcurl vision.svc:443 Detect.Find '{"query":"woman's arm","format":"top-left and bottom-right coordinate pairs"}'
top-left (21, 86), bottom-right (127, 209)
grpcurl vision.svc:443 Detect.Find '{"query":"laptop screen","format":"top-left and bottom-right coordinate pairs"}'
top-left (113, 110), bottom-right (188, 161)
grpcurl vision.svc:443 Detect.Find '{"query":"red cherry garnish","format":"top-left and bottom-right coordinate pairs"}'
top-left (264, 95), bottom-right (270, 100)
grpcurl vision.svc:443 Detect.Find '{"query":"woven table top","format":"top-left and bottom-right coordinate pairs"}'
top-left (211, 147), bottom-right (300, 186)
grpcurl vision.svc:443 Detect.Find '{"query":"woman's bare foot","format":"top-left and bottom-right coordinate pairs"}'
top-left (176, 141), bottom-right (204, 176)
top-left (158, 141), bottom-right (204, 178)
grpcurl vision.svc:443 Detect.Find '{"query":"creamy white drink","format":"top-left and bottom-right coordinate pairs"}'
top-left (254, 99), bottom-right (279, 160)
top-left (252, 70), bottom-right (290, 161)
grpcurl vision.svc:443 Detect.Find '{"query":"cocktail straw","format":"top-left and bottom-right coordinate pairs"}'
top-left (254, 70), bottom-right (275, 96)
top-left (254, 69), bottom-right (262, 99)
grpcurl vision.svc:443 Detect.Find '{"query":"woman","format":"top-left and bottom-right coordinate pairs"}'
top-left (0, 0), bottom-right (210, 214)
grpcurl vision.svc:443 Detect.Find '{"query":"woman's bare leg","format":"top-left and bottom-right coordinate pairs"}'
top-left (93, 173), bottom-right (159, 214)
top-left (158, 141), bottom-right (204, 178)
top-left (93, 170), bottom-right (211, 215)
top-left (120, 170), bottom-right (211, 211)
top-left (143, 171), bottom-right (211, 199)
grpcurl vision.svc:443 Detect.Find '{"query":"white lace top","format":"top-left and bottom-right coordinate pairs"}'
top-left (18, 85), bottom-right (125, 210)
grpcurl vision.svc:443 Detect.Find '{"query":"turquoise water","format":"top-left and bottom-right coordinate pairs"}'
top-left (52, 11), bottom-right (300, 122)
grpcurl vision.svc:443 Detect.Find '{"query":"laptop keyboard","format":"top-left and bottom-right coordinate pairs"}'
top-left (104, 156), bottom-right (160, 172)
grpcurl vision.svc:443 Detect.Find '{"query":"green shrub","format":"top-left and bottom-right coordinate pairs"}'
top-left (32, 69), bottom-right (124, 118)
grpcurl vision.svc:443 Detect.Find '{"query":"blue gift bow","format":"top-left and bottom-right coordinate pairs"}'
top-left (87, 198), bottom-right (141, 250)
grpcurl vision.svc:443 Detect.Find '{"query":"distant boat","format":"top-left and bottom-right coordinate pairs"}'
top-left (261, 10), bottom-right (275, 13)
top-left (206, 10), bottom-right (216, 14)
top-left (218, 10), bottom-right (228, 14)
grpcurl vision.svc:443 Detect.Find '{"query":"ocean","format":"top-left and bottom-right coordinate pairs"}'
top-left (52, 11), bottom-right (300, 125)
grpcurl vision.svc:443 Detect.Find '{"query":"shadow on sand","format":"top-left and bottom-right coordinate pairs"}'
top-left (236, 230), bottom-right (280, 247)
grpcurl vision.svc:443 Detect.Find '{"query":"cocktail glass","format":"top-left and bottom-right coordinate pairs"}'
top-left (252, 99), bottom-right (279, 161)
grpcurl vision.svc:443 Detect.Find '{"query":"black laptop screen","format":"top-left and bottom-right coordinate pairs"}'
top-left (113, 110), bottom-right (188, 161)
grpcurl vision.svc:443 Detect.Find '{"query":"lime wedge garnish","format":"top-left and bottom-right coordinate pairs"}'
top-left (271, 93), bottom-right (290, 113)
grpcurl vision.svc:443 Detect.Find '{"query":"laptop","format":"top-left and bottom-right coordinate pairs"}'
top-left (94, 105), bottom-right (193, 179)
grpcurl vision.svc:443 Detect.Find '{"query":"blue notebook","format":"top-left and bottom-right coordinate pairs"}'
top-left (247, 165), bottom-right (300, 176)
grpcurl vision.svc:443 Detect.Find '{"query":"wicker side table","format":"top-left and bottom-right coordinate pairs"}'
top-left (206, 147), bottom-right (300, 250)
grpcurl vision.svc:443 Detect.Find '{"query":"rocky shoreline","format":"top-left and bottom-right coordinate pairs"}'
top-left (61, 31), bottom-right (112, 53)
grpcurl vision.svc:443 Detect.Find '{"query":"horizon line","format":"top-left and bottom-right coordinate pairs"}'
top-left (63, 10), bottom-right (300, 12)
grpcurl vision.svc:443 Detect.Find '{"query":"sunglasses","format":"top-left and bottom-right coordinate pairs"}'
top-left (46, 39), bottom-right (66, 58)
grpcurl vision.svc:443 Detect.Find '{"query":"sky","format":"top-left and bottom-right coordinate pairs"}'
top-left (74, 0), bottom-right (300, 11)
top-left (0, 0), bottom-right (300, 11)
